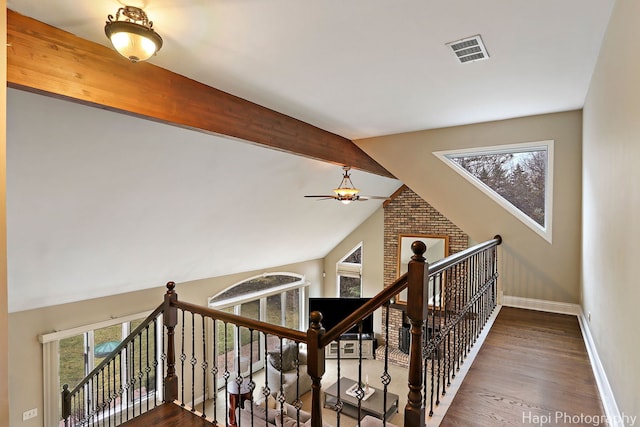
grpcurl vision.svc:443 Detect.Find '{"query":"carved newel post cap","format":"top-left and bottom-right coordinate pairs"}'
top-left (411, 240), bottom-right (427, 256)
top-left (309, 310), bottom-right (323, 326)
top-left (166, 281), bottom-right (176, 292)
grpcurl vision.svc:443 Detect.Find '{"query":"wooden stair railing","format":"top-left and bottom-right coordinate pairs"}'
top-left (60, 235), bottom-right (501, 427)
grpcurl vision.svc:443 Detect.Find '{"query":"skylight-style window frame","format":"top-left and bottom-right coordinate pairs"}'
top-left (434, 140), bottom-right (554, 243)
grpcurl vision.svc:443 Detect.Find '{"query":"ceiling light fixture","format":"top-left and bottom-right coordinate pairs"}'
top-left (105, 6), bottom-right (163, 62)
top-left (333, 166), bottom-right (360, 204)
top-left (304, 166), bottom-right (390, 204)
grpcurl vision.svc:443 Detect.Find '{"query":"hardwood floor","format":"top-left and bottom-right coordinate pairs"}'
top-left (119, 402), bottom-right (214, 427)
top-left (439, 307), bottom-right (605, 427)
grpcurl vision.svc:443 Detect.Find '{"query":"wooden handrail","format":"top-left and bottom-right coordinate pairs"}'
top-left (428, 235), bottom-right (502, 275)
top-left (173, 300), bottom-right (308, 343)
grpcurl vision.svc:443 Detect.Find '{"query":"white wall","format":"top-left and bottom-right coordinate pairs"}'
top-left (582, 0), bottom-right (640, 419)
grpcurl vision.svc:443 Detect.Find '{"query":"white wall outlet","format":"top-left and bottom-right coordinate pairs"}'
top-left (22, 408), bottom-right (37, 421)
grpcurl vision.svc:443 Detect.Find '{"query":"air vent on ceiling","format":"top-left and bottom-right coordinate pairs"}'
top-left (446, 35), bottom-right (489, 64)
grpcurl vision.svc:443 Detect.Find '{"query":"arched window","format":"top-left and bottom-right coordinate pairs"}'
top-left (208, 273), bottom-right (308, 385)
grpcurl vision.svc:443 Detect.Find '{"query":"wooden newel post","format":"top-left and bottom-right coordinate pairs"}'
top-left (163, 281), bottom-right (179, 402)
top-left (61, 384), bottom-right (70, 427)
top-left (404, 241), bottom-right (429, 427)
top-left (307, 311), bottom-right (326, 427)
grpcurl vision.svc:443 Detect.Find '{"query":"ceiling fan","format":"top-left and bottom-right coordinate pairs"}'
top-left (305, 166), bottom-right (390, 204)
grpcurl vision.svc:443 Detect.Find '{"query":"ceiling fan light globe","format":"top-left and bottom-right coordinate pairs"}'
top-left (333, 187), bottom-right (359, 197)
top-left (109, 30), bottom-right (158, 61)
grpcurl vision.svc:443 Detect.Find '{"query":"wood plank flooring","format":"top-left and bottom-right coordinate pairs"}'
top-left (439, 307), bottom-right (605, 427)
top-left (119, 403), bottom-right (214, 427)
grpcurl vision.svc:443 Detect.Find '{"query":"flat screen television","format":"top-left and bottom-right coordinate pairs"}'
top-left (308, 297), bottom-right (374, 336)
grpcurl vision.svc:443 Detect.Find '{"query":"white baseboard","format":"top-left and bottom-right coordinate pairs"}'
top-left (577, 310), bottom-right (624, 427)
top-left (501, 295), bottom-right (581, 315)
top-left (503, 295), bottom-right (623, 427)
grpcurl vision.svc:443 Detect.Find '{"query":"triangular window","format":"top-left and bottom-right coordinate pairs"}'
top-left (337, 244), bottom-right (362, 298)
top-left (434, 140), bottom-right (553, 242)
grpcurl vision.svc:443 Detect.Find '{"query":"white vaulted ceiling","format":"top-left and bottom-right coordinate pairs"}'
top-left (5, 0), bottom-right (615, 311)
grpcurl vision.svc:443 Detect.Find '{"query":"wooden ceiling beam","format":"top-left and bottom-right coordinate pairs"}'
top-left (6, 10), bottom-right (393, 178)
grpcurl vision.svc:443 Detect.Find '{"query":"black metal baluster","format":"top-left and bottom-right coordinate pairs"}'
top-left (223, 321), bottom-right (230, 426)
top-left (381, 303), bottom-right (391, 427)
top-left (201, 315), bottom-right (207, 419)
top-left (424, 344), bottom-right (431, 416)
top-left (180, 309), bottom-right (186, 407)
top-left (278, 337), bottom-right (284, 411)
top-left (124, 344), bottom-right (129, 420)
top-left (211, 319), bottom-right (218, 424)
top-left (336, 336), bottom-right (342, 427)
top-left (356, 320), bottom-right (363, 424)
top-left (145, 324), bottom-right (150, 413)
top-left (248, 329), bottom-right (255, 426)
top-left (131, 336), bottom-right (136, 417)
top-left (118, 351), bottom-right (123, 424)
top-left (100, 367), bottom-right (106, 423)
top-left (153, 316), bottom-right (159, 408)
top-left (293, 340), bottom-right (301, 425)
top-left (263, 331), bottom-right (270, 427)
top-left (235, 324), bottom-right (242, 427)
top-left (191, 312), bottom-right (196, 411)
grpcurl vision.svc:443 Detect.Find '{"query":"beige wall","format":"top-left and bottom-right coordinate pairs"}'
top-left (8, 258), bottom-right (322, 426)
top-left (582, 0), bottom-right (640, 419)
top-left (1, 2), bottom-right (9, 426)
top-left (356, 111), bottom-right (583, 304)
top-left (322, 207), bottom-right (384, 298)
top-left (322, 208), bottom-right (385, 335)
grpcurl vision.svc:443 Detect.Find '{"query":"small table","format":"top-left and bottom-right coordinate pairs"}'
top-left (324, 377), bottom-right (399, 421)
top-left (228, 378), bottom-right (252, 426)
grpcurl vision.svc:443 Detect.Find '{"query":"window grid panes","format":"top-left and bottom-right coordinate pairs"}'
top-left (209, 273), bottom-right (307, 387)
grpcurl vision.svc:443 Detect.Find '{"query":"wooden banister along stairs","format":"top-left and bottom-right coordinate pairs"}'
top-left (62, 236), bottom-right (501, 427)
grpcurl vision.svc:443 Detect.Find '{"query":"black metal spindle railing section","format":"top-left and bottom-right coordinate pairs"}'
top-left (418, 235), bottom-right (501, 419)
top-left (61, 236), bottom-right (501, 427)
top-left (170, 297), bottom-right (310, 426)
top-left (61, 304), bottom-right (164, 427)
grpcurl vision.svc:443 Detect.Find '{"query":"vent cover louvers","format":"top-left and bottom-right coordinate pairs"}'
top-left (447, 35), bottom-right (489, 64)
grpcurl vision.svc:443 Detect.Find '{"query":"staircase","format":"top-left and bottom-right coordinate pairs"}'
top-left (62, 236), bottom-right (501, 427)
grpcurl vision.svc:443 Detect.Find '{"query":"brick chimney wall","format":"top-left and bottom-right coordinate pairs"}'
top-left (378, 186), bottom-right (468, 365)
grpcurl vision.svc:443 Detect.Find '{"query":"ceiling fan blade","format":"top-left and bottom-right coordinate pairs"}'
top-left (358, 195), bottom-right (390, 200)
top-left (304, 195), bottom-right (337, 198)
